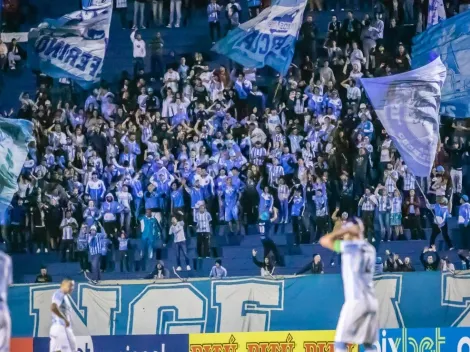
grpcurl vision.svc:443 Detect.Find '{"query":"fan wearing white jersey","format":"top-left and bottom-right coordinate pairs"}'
top-left (0, 251), bottom-right (12, 352)
top-left (50, 279), bottom-right (77, 352)
top-left (319, 217), bottom-right (378, 352)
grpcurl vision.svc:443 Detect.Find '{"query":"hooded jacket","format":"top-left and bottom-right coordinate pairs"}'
top-left (100, 194), bottom-right (123, 222)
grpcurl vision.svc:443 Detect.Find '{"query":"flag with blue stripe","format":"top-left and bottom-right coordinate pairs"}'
top-left (212, 0), bottom-right (307, 75)
top-left (27, 0), bottom-right (112, 89)
top-left (412, 10), bottom-right (470, 118)
top-left (360, 58), bottom-right (446, 177)
top-left (0, 118), bottom-right (33, 213)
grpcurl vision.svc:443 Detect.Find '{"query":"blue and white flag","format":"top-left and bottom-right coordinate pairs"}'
top-left (28, 0), bottom-right (112, 89)
top-left (0, 118), bottom-right (33, 212)
top-left (428, 0), bottom-right (446, 27)
top-left (361, 58), bottom-right (446, 177)
top-left (413, 10), bottom-right (470, 118)
top-left (212, 0), bottom-right (307, 75)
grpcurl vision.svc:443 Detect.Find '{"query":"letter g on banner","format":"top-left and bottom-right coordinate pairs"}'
top-left (127, 283), bottom-right (208, 335)
top-left (212, 278), bottom-right (284, 332)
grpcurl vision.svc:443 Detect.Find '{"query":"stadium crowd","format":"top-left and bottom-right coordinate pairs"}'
top-left (1, 0), bottom-right (470, 282)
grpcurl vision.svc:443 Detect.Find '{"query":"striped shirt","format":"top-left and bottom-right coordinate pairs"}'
top-left (116, 0), bottom-right (127, 8)
top-left (277, 184), bottom-right (290, 200)
top-left (250, 147), bottom-right (267, 166)
top-left (269, 165), bottom-right (284, 184)
top-left (60, 218), bottom-right (78, 240)
top-left (403, 172), bottom-right (416, 191)
top-left (377, 195), bottom-right (390, 212)
top-left (273, 133), bottom-right (286, 145)
top-left (384, 174), bottom-right (397, 195)
top-left (88, 233), bottom-right (106, 255)
top-left (0, 251), bottom-right (12, 309)
top-left (361, 195), bottom-right (377, 211)
top-left (194, 211), bottom-right (212, 233)
top-left (141, 126), bottom-right (153, 143)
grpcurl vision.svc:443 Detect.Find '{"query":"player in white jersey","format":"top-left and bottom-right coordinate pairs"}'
top-left (50, 278), bottom-right (77, 352)
top-left (0, 251), bottom-right (12, 352)
top-left (320, 217), bottom-right (378, 352)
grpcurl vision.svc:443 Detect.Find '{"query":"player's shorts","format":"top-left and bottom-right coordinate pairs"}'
top-left (224, 204), bottom-right (239, 221)
top-left (49, 324), bottom-right (77, 352)
top-left (0, 312), bottom-right (11, 352)
top-left (335, 299), bottom-right (379, 345)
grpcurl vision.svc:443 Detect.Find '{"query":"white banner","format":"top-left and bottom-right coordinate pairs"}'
top-left (28, 0), bottom-right (112, 88)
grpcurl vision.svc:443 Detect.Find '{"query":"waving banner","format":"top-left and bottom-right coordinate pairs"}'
top-left (28, 0), bottom-right (112, 89)
top-left (413, 10), bottom-right (470, 118)
top-left (212, 0), bottom-right (307, 75)
top-left (0, 118), bottom-right (33, 213)
top-left (361, 58), bottom-right (446, 177)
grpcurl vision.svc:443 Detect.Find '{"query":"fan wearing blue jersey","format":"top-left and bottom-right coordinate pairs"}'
top-left (0, 251), bottom-right (12, 352)
top-left (219, 177), bottom-right (240, 235)
top-left (259, 207), bottom-right (282, 265)
top-left (319, 218), bottom-right (378, 352)
top-left (50, 278), bottom-right (77, 352)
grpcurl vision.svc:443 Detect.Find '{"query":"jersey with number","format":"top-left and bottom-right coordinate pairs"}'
top-left (0, 251), bottom-right (12, 311)
top-left (337, 239), bottom-right (376, 302)
top-left (51, 290), bottom-right (72, 327)
top-left (259, 219), bottom-right (271, 240)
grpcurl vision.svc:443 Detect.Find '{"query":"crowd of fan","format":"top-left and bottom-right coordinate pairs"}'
top-left (1, 0), bottom-right (470, 282)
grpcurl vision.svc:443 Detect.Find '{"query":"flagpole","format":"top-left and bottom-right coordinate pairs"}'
top-left (414, 178), bottom-right (436, 219)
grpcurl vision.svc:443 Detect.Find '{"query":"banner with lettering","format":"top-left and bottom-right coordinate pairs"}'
top-left (27, 0), bottom-right (112, 89)
top-left (212, 0), bottom-right (307, 75)
top-left (189, 330), bottom-right (339, 352)
top-left (361, 58), bottom-right (446, 177)
top-left (188, 328), bottom-right (470, 352)
top-left (9, 273), bottom-right (470, 339)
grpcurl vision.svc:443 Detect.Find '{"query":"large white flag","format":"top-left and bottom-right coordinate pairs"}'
top-left (28, 0), bottom-right (112, 89)
top-left (361, 58), bottom-right (447, 177)
top-left (212, 0), bottom-right (307, 75)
